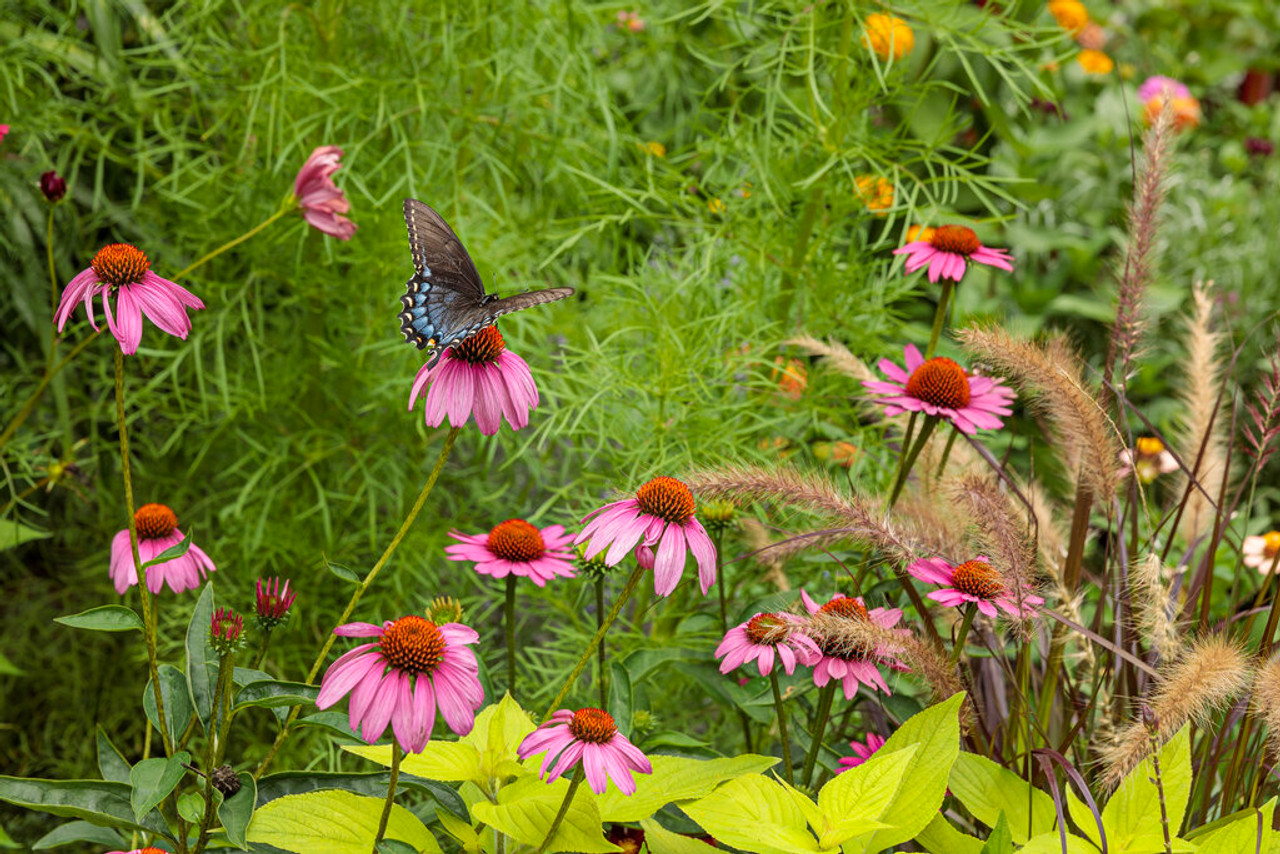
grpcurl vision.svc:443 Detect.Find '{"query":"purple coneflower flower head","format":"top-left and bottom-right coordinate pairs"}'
top-left (40, 170), bottom-right (66, 203)
top-left (517, 707), bottom-right (653, 795)
top-left (446, 519), bottom-right (576, 587)
top-left (1244, 532), bottom-right (1280, 573)
top-left (409, 325), bottom-right (539, 436)
top-left (838, 732), bottom-right (886, 773)
top-left (210, 608), bottom-right (244, 655)
top-left (715, 612), bottom-right (821, 677)
top-left (315, 615), bottom-right (483, 753)
top-left (908, 555), bottom-right (1043, 619)
top-left (294, 145), bottom-right (356, 240)
top-left (800, 591), bottom-right (906, 699)
top-left (574, 477), bottom-right (716, 597)
top-left (109, 503), bottom-right (216, 595)
top-left (1119, 437), bottom-right (1178, 484)
top-left (863, 345), bottom-right (1015, 435)
top-left (255, 577), bottom-right (296, 628)
top-left (892, 225), bottom-right (1013, 283)
top-left (1138, 76), bottom-right (1190, 102)
top-left (56, 244), bottom-right (205, 355)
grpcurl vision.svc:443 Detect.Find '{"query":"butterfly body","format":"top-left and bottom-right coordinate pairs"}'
top-left (398, 199), bottom-right (573, 367)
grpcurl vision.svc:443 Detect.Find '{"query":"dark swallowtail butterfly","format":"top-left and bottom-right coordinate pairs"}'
top-left (398, 198), bottom-right (574, 367)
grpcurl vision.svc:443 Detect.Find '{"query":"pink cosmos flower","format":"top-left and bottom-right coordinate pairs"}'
top-left (1138, 76), bottom-right (1190, 101)
top-left (800, 591), bottom-right (907, 699)
top-left (315, 615), bottom-right (483, 753)
top-left (446, 518), bottom-right (576, 587)
top-left (715, 612), bottom-right (821, 677)
top-left (908, 555), bottom-right (1044, 619)
top-left (863, 344), bottom-right (1015, 435)
top-left (409, 325), bottom-right (539, 436)
top-left (517, 707), bottom-right (653, 795)
top-left (837, 733), bottom-right (886, 773)
top-left (892, 225), bottom-right (1013, 283)
top-left (56, 243), bottom-right (204, 355)
top-left (294, 145), bottom-right (356, 240)
top-left (109, 503), bottom-right (216, 595)
top-left (574, 476), bottom-right (716, 597)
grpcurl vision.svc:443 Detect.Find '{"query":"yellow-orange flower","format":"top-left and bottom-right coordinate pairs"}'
top-left (906, 225), bottom-right (936, 244)
top-left (707, 197), bottom-right (727, 215)
top-left (1048, 0), bottom-right (1089, 34)
top-left (639, 141), bottom-right (666, 158)
top-left (855, 174), bottom-right (894, 214)
top-left (772, 357), bottom-right (808, 400)
top-left (1076, 49), bottom-right (1114, 75)
top-left (1144, 95), bottom-right (1201, 131)
top-left (862, 14), bottom-right (914, 61)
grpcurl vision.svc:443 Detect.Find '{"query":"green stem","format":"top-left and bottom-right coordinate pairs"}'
top-left (171, 205), bottom-right (293, 283)
top-left (771, 670), bottom-right (794, 785)
top-left (254, 427), bottom-right (461, 779)
top-left (889, 415), bottom-right (938, 507)
top-left (46, 209), bottom-right (57, 363)
top-left (536, 767), bottom-right (584, 854)
top-left (250, 629), bottom-right (273, 671)
top-left (505, 575), bottom-right (518, 696)
top-left (801, 682), bottom-right (837, 788)
top-left (0, 330), bottom-right (100, 455)
top-left (924, 280), bottom-right (954, 359)
top-left (935, 426), bottom-right (960, 481)
top-left (371, 742), bottom-right (403, 854)
top-left (714, 529), bottom-right (729, 635)
top-left (949, 605), bottom-right (977, 668)
top-left (192, 653), bottom-right (235, 854)
top-left (214, 650), bottom-right (236, 767)
top-left (116, 349), bottom-right (171, 755)
top-left (595, 577), bottom-right (608, 709)
top-left (543, 563), bottom-right (646, 724)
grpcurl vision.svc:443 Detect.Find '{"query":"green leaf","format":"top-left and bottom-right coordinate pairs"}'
top-left (0, 823), bottom-right (16, 850)
top-left (129, 751), bottom-right (190, 821)
top-left (186, 583), bottom-right (217, 729)
top-left (95, 726), bottom-right (131, 784)
top-left (914, 814), bottom-right (984, 854)
top-left (814, 746), bottom-right (914, 848)
top-left (1015, 833), bottom-right (1101, 853)
top-left (219, 772), bottom-right (256, 850)
top-left (294, 710), bottom-right (360, 739)
top-left (682, 774), bottom-right (820, 854)
top-left (256, 771), bottom-right (467, 822)
top-left (596, 753), bottom-right (778, 823)
top-left (609, 661), bottom-right (633, 734)
top-left (0, 651), bottom-right (25, 676)
top-left (31, 820), bottom-right (127, 850)
top-left (327, 559), bottom-right (362, 585)
top-left (177, 791), bottom-right (204, 824)
top-left (948, 753), bottom-right (1056, 844)
top-left (139, 530), bottom-right (192, 570)
top-left (436, 808), bottom-right (480, 853)
top-left (232, 679), bottom-right (320, 712)
top-left (979, 812), bottom-right (1013, 854)
top-left (247, 790), bottom-right (442, 854)
top-left (0, 777), bottom-right (171, 838)
top-left (53, 605), bottom-right (143, 632)
top-left (143, 663), bottom-right (194, 741)
top-left (1192, 798), bottom-right (1274, 853)
top-left (470, 773), bottom-right (619, 854)
top-left (639, 818), bottom-right (720, 854)
top-left (346, 742), bottom-right (484, 787)
top-left (0, 517), bottom-right (50, 550)
top-left (1102, 725), bottom-right (1191, 852)
top-left (377, 842), bottom-right (419, 854)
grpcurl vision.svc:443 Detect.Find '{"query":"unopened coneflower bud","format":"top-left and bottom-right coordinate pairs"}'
top-left (210, 765), bottom-right (241, 797)
top-left (39, 170), bottom-right (66, 203)
top-left (254, 577), bottom-right (295, 629)
top-left (630, 709), bottom-right (656, 734)
top-left (427, 596), bottom-right (464, 625)
top-left (210, 608), bottom-right (244, 655)
top-left (576, 544), bottom-right (614, 580)
top-left (700, 499), bottom-right (738, 535)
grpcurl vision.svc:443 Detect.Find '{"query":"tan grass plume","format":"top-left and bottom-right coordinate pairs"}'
top-left (1176, 282), bottom-right (1229, 543)
top-left (1251, 657), bottom-right (1280, 767)
top-left (1133, 552), bottom-right (1180, 662)
top-left (785, 334), bottom-right (875, 385)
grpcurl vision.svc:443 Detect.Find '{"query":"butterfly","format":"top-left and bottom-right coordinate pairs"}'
top-left (399, 198), bottom-right (574, 367)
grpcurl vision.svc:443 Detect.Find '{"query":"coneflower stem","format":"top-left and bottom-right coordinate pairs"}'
top-left (192, 652), bottom-right (235, 854)
top-left (536, 766), bottom-right (584, 854)
top-left (250, 629), bottom-right (273, 671)
top-left (254, 426), bottom-right (461, 780)
top-left (505, 575), bottom-right (518, 695)
top-left (46, 209), bottom-right (57, 363)
top-left (115, 349), bottom-right (171, 756)
top-left (770, 671), bottom-right (794, 785)
top-left (801, 682), bottom-right (837, 788)
top-left (713, 528), bottom-right (729, 634)
top-left (595, 577), bottom-right (608, 709)
top-left (371, 742), bottom-right (403, 854)
top-left (543, 563), bottom-right (646, 724)
top-left (949, 605), bottom-right (976, 667)
top-left (935, 426), bottom-right (959, 481)
top-left (213, 650), bottom-right (237, 766)
top-left (924, 280), bottom-right (954, 360)
top-left (171, 204), bottom-right (293, 283)
top-left (889, 416), bottom-right (938, 507)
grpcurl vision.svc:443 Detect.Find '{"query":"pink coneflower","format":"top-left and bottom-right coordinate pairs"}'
top-left (837, 733), bottom-right (886, 773)
top-left (908, 555), bottom-right (1043, 619)
top-left (892, 225), bottom-right (1013, 283)
top-left (517, 707), bottom-right (652, 795)
top-left (294, 145), bottom-right (356, 240)
top-left (1119, 437), bottom-right (1178, 484)
top-left (408, 325), bottom-right (539, 436)
top-left (800, 591), bottom-right (906, 699)
top-left (1138, 76), bottom-right (1190, 101)
top-left (1244, 532), bottom-right (1280, 573)
top-left (255, 577), bottom-right (296, 628)
top-left (315, 615), bottom-right (483, 753)
top-left (715, 613), bottom-right (821, 677)
top-left (574, 476), bottom-right (716, 597)
top-left (109, 503), bottom-right (216, 595)
top-left (446, 519), bottom-right (576, 587)
top-left (56, 244), bottom-right (205, 355)
top-left (863, 344), bottom-right (1016, 435)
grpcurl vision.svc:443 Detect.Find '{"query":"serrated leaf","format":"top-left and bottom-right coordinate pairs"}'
top-left (0, 777), bottom-right (171, 838)
top-left (218, 772), bottom-right (255, 849)
top-left (186, 583), bottom-right (217, 729)
top-left (596, 753), bottom-right (777, 823)
top-left (143, 663), bottom-right (194, 742)
top-left (948, 753), bottom-right (1056, 844)
top-left (1196, 798), bottom-right (1273, 854)
top-left (232, 679), bottom-right (319, 712)
top-left (129, 750), bottom-right (190, 821)
top-left (639, 819), bottom-right (720, 854)
top-left (95, 726), bottom-right (131, 784)
top-left (683, 774), bottom-right (820, 854)
top-left (914, 813), bottom-right (984, 854)
top-left (30, 820), bottom-right (127, 850)
top-left (470, 774), bottom-right (619, 854)
top-left (247, 790), bottom-right (441, 854)
top-left (1102, 725), bottom-right (1191, 851)
top-left (54, 605), bottom-right (143, 632)
top-left (815, 746), bottom-right (914, 848)
top-left (139, 531), bottom-right (192, 570)
top-left (466, 693), bottom-right (538, 782)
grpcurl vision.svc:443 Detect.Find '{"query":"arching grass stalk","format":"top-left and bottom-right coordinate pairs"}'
top-left (254, 426), bottom-right (462, 779)
top-left (801, 682), bottom-right (837, 788)
top-left (370, 743), bottom-right (403, 854)
top-left (537, 766), bottom-right (585, 854)
top-left (170, 201), bottom-right (295, 283)
top-left (770, 670), bottom-right (794, 784)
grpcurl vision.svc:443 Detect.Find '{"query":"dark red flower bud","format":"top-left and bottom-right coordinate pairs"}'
top-left (1246, 137), bottom-right (1274, 157)
top-left (40, 170), bottom-right (66, 203)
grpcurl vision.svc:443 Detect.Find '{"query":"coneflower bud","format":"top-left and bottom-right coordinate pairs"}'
top-left (254, 577), bottom-right (295, 629)
top-left (699, 500), bottom-right (737, 536)
top-left (39, 170), bottom-right (66, 203)
top-left (210, 765), bottom-right (241, 797)
top-left (576, 544), bottom-right (614, 580)
top-left (427, 596), bottom-right (464, 625)
top-left (210, 608), bottom-right (244, 655)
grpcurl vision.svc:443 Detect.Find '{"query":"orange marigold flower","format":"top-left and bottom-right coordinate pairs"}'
top-left (862, 13), bottom-right (914, 61)
top-left (855, 174), bottom-right (894, 214)
top-left (1048, 0), bottom-right (1089, 34)
top-left (1076, 49), bottom-right (1114, 75)
top-left (1144, 94), bottom-right (1201, 131)
top-left (772, 357), bottom-right (807, 400)
top-left (906, 225), bottom-right (936, 244)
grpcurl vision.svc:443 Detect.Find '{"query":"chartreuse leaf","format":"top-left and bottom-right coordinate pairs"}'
top-left (470, 773), bottom-right (618, 853)
top-left (1101, 725), bottom-right (1191, 852)
top-left (1015, 833), bottom-right (1101, 853)
top-left (218, 772), bottom-right (256, 849)
top-left (345, 741), bottom-right (483, 787)
top-left (186, 583), bottom-right (217, 729)
top-left (464, 692), bottom-right (538, 781)
top-left (640, 819), bottom-right (719, 853)
top-left (436, 809), bottom-right (481, 853)
top-left (54, 605), bottom-right (143, 632)
top-left (979, 812), bottom-right (1013, 854)
top-left (0, 777), bottom-right (172, 838)
top-left (129, 750), bottom-right (190, 821)
top-left (682, 774), bottom-right (821, 854)
top-left (246, 790), bottom-right (441, 854)
top-left (814, 746), bottom-right (914, 848)
top-left (95, 726), bottom-right (131, 783)
top-left (948, 753), bottom-right (1056, 844)
top-left (914, 814), bottom-right (984, 854)
top-left (845, 692), bottom-right (964, 854)
top-left (1194, 797), bottom-right (1274, 853)
top-left (596, 753), bottom-right (777, 822)
top-left (31, 820), bottom-right (127, 850)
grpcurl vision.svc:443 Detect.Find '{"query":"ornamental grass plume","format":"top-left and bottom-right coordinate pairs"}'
top-left (799, 592), bottom-right (907, 698)
top-left (950, 474), bottom-right (1037, 596)
top-left (1133, 554), bottom-right (1180, 662)
top-left (408, 325), bottom-right (539, 435)
top-left (1251, 657), bottom-right (1280, 767)
top-left (293, 145), bottom-right (357, 240)
top-left (446, 519), bottom-right (576, 587)
top-left (1175, 283), bottom-right (1229, 542)
top-left (518, 707), bottom-right (652, 794)
top-left (892, 225), bottom-right (1013, 283)
top-left (56, 243), bottom-right (205, 355)
top-left (109, 503), bottom-right (216, 595)
top-left (715, 613), bottom-right (821, 677)
top-left (315, 615), bottom-right (483, 753)
top-left (863, 344), bottom-right (1016, 435)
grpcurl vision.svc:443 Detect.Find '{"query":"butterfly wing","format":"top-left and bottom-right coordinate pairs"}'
top-left (483, 287), bottom-right (576, 320)
top-left (399, 199), bottom-right (490, 360)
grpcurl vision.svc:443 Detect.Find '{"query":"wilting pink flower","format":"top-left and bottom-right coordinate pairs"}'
top-left (255, 577), bottom-right (296, 627)
top-left (1119, 437), bottom-right (1178, 484)
top-left (864, 344), bottom-right (1015, 435)
top-left (109, 503), bottom-right (216, 595)
top-left (518, 708), bottom-right (652, 795)
top-left (1244, 532), bottom-right (1280, 573)
top-left (715, 612), bottom-right (821, 677)
top-left (908, 555), bottom-right (1043, 619)
top-left (838, 733), bottom-right (886, 773)
top-left (315, 615), bottom-right (483, 753)
top-left (294, 145), bottom-right (356, 240)
top-left (893, 225), bottom-right (1013, 283)
top-left (800, 591), bottom-right (907, 699)
top-left (446, 519), bottom-right (576, 587)
top-left (56, 244), bottom-right (204, 355)
top-left (1138, 76), bottom-right (1190, 101)
top-left (409, 325), bottom-right (538, 436)
top-left (575, 477), bottom-right (716, 597)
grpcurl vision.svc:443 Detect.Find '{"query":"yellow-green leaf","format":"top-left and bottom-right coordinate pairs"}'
top-left (246, 790), bottom-right (441, 854)
top-left (948, 753), bottom-right (1055, 845)
top-left (1015, 832), bottom-right (1101, 853)
top-left (815, 746), bottom-right (914, 848)
top-left (344, 741), bottom-right (483, 787)
top-left (683, 774), bottom-right (820, 854)
top-left (640, 819), bottom-right (721, 854)
top-left (470, 774), bottom-right (619, 854)
top-left (914, 813), bottom-right (984, 854)
top-left (1102, 726), bottom-right (1191, 851)
top-left (1195, 797), bottom-right (1274, 854)
top-left (596, 753), bottom-right (776, 822)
